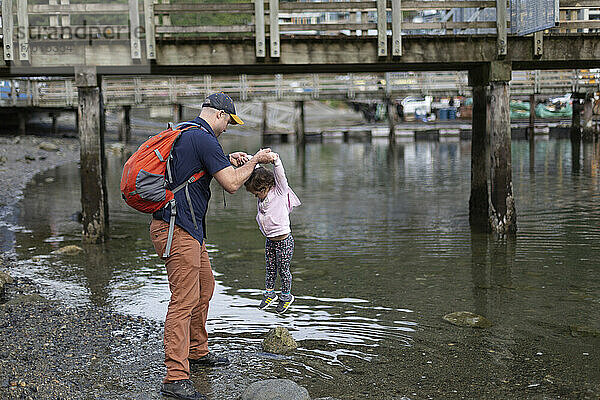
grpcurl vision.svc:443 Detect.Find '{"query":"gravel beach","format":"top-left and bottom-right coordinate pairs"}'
top-left (0, 135), bottom-right (167, 399)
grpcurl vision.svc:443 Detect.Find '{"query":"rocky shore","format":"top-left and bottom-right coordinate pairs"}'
top-left (0, 135), bottom-right (166, 399)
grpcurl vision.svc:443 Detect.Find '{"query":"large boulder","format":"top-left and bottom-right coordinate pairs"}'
top-left (443, 311), bottom-right (492, 328)
top-left (241, 379), bottom-right (310, 400)
top-left (262, 326), bottom-right (298, 354)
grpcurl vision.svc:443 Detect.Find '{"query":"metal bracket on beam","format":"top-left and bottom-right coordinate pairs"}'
top-left (392, 0), bottom-right (402, 57)
top-left (129, 0), bottom-right (142, 60)
top-left (144, 0), bottom-right (157, 59)
top-left (377, 0), bottom-right (387, 57)
top-left (254, 0), bottom-right (266, 58)
top-left (496, 0), bottom-right (507, 57)
top-left (269, 0), bottom-right (280, 58)
top-left (2, 0), bottom-right (15, 61)
top-left (17, 0), bottom-right (30, 62)
top-left (534, 31), bottom-right (543, 57)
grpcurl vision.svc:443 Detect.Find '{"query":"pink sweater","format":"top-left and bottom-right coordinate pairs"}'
top-left (256, 158), bottom-right (301, 238)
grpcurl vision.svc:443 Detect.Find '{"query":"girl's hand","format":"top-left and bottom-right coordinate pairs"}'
top-left (229, 152), bottom-right (249, 167)
top-left (270, 152), bottom-right (279, 163)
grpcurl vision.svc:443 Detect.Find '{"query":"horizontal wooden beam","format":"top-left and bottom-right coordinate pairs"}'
top-left (28, 3), bottom-right (129, 14)
top-left (557, 21), bottom-right (600, 28)
top-left (154, 3), bottom-right (254, 13)
top-left (559, 0), bottom-right (600, 8)
top-left (156, 25), bottom-right (253, 34)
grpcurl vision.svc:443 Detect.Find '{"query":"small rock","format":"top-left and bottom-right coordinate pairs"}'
top-left (0, 271), bottom-right (13, 297)
top-left (262, 326), bottom-right (298, 354)
top-left (52, 245), bottom-right (84, 256)
top-left (241, 379), bottom-right (310, 400)
top-left (39, 142), bottom-right (59, 152)
top-left (443, 311), bottom-right (492, 328)
top-left (4, 294), bottom-right (47, 305)
top-left (0, 271), bottom-right (13, 286)
top-left (570, 325), bottom-right (600, 338)
top-left (24, 155), bottom-right (36, 161)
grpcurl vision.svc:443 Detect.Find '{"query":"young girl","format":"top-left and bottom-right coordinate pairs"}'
top-left (244, 153), bottom-right (301, 314)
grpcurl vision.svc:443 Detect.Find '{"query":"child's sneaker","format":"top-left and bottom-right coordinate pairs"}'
top-left (276, 295), bottom-right (294, 314)
top-left (258, 291), bottom-right (278, 309)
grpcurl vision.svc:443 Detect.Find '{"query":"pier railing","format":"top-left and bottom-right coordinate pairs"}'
top-left (1, 1), bottom-right (600, 63)
top-left (1, 70), bottom-right (598, 108)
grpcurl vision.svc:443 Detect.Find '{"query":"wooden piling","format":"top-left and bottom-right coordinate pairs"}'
top-left (119, 105), bottom-right (132, 144)
top-left (488, 80), bottom-right (516, 234)
top-left (295, 100), bottom-right (305, 146)
top-left (528, 94), bottom-right (536, 140)
top-left (261, 101), bottom-right (268, 136)
top-left (75, 66), bottom-right (109, 244)
top-left (528, 94), bottom-right (536, 172)
top-left (173, 103), bottom-right (183, 122)
top-left (468, 62), bottom-right (516, 235)
top-left (387, 99), bottom-right (396, 145)
top-left (469, 83), bottom-right (490, 231)
top-left (571, 95), bottom-right (582, 171)
top-left (582, 93), bottom-right (594, 142)
top-left (51, 113), bottom-right (58, 136)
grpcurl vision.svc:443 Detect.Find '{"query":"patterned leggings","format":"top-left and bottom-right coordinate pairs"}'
top-left (265, 235), bottom-right (294, 297)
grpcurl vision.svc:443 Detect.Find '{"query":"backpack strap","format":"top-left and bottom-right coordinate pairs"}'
top-left (165, 122), bottom-right (203, 185)
top-left (162, 170), bottom-right (206, 258)
top-left (161, 122), bottom-right (207, 258)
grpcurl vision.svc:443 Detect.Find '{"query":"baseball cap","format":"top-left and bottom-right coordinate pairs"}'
top-left (201, 92), bottom-right (244, 125)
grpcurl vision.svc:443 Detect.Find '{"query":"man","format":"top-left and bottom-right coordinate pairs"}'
top-left (150, 92), bottom-right (274, 400)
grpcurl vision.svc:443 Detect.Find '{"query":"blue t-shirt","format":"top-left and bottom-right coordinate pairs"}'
top-left (153, 117), bottom-right (231, 244)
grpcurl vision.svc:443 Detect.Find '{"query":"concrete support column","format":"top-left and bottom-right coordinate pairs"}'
top-left (387, 98), bottom-right (396, 145)
top-left (119, 105), bottom-right (132, 144)
top-left (294, 100), bottom-right (305, 146)
top-left (582, 93), bottom-right (595, 142)
top-left (75, 66), bottom-right (109, 244)
top-left (468, 61), bottom-right (516, 235)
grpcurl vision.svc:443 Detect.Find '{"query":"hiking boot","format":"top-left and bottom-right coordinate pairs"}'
top-left (276, 294), bottom-right (295, 314)
top-left (189, 352), bottom-right (230, 367)
top-left (258, 291), bottom-right (278, 309)
top-left (161, 379), bottom-right (206, 400)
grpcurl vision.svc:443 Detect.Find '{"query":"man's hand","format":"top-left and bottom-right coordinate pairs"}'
top-left (229, 152), bottom-right (249, 167)
top-left (269, 152), bottom-right (279, 163)
top-left (252, 148), bottom-right (272, 164)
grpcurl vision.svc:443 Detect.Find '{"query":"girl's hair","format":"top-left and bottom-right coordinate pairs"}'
top-left (244, 166), bottom-right (275, 192)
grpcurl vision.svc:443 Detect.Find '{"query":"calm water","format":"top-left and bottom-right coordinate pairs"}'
top-left (8, 134), bottom-right (600, 398)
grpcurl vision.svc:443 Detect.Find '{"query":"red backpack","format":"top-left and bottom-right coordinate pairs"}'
top-left (120, 122), bottom-right (205, 257)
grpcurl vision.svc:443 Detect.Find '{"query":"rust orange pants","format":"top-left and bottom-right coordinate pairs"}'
top-left (150, 219), bottom-right (215, 382)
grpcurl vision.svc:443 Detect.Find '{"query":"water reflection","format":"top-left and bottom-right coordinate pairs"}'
top-left (8, 136), bottom-right (600, 397)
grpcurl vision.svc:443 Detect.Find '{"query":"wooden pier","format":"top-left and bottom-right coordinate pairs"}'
top-left (2, 0), bottom-right (600, 238)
